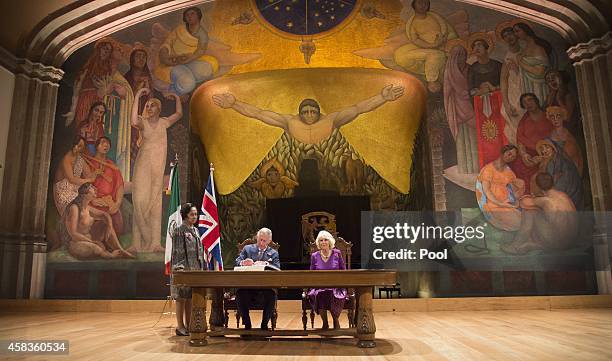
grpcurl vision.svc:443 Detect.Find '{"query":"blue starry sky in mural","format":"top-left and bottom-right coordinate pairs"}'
top-left (254, 0), bottom-right (357, 35)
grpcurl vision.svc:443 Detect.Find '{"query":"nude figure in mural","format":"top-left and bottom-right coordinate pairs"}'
top-left (61, 183), bottom-right (134, 260)
top-left (501, 172), bottom-right (578, 255)
top-left (129, 88), bottom-right (182, 253)
top-left (212, 84), bottom-right (404, 144)
top-left (498, 22), bottom-right (525, 143)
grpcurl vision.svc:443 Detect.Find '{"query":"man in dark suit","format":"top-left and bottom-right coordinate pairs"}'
top-left (235, 227), bottom-right (280, 330)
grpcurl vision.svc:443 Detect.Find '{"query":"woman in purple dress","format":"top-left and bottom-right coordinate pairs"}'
top-left (308, 230), bottom-right (347, 329)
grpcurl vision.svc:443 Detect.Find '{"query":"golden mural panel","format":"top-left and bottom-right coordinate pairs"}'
top-left (190, 67), bottom-right (426, 195)
top-left (208, 0), bottom-right (403, 73)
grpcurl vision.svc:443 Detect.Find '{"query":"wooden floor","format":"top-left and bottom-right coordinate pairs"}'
top-left (1, 307), bottom-right (612, 360)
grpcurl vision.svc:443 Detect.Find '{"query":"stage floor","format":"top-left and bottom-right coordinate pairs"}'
top-left (1, 307), bottom-right (611, 360)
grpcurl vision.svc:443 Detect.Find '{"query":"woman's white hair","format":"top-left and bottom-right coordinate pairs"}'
top-left (315, 230), bottom-right (335, 249)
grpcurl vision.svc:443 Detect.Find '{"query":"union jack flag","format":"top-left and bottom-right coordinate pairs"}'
top-left (198, 165), bottom-right (223, 271)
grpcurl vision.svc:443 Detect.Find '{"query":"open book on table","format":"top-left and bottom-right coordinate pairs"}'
top-left (233, 264), bottom-right (280, 271)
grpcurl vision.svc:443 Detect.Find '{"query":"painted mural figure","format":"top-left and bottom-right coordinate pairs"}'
top-left (393, 0), bottom-right (457, 93)
top-left (64, 38), bottom-right (134, 180)
top-left (476, 145), bottom-right (524, 231)
top-left (248, 158), bottom-right (298, 199)
top-left (344, 154), bottom-right (366, 192)
top-left (443, 43), bottom-right (477, 174)
top-left (64, 39), bottom-right (122, 128)
top-left (155, 7), bottom-right (218, 96)
top-left (129, 89), bottom-right (182, 253)
top-left (545, 70), bottom-right (580, 135)
top-left (53, 136), bottom-right (95, 217)
top-left (124, 46), bottom-right (155, 177)
top-left (468, 38), bottom-right (502, 96)
top-left (101, 66), bottom-right (134, 180)
top-left (124, 46), bottom-right (155, 105)
top-left (468, 35), bottom-right (505, 168)
top-left (501, 173), bottom-right (578, 255)
top-left (547, 106), bottom-right (583, 176)
top-left (510, 93), bottom-right (553, 193)
top-left (84, 136), bottom-right (126, 235)
top-left (60, 183), bottom-right (134, 260)
top-left (531, 139), bottom-right (583, 210)
top-left (513, 22), bottom-right (552, 105)
top-left (498, 22), bottom-right (525, 143)
top-left (212, 84), bottom-right (405, 145)
top-left (78, 102), bottom-right (107, 156)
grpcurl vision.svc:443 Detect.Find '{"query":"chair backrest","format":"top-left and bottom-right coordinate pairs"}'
top-left (238, 236), bottom-right (280, 252)
top-left (308, 236), bottom-right (352, 270)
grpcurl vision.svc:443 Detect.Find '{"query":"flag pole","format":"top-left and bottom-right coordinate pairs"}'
top-left (164, 154), bottom-right (182, 327)
top-left (165, 154), bottom-right (179, 195)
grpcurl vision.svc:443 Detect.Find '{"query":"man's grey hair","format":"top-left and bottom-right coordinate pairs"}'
top-left (257, 227), bottom-right (272, 239)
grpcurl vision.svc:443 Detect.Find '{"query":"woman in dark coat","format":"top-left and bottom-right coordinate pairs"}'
top-left (170, 203), bottom-right (204, 336)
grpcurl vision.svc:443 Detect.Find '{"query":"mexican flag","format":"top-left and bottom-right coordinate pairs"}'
top-left (164, 164), bottom-right (181, 275)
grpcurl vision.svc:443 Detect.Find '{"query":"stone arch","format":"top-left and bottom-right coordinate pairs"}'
top-left (20, 0), bottom-right (612, 67)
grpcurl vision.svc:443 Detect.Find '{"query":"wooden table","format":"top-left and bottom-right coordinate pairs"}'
top-left (172, 269), bottom-right (397, 348)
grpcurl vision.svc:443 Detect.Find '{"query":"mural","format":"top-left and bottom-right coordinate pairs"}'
top-left (350, 0), bottom-right (592, 293)
top-left (45, 0), bottom-right (593, 298)
top-left (45, 3), bottom-right (261, 278)
top-left (190, 67), bottom-right (426, 262)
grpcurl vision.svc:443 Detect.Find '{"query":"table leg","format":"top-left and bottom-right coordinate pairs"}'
top-left (209, 288), bottom-right (224, 331)
top-left (189, 287), bottom-right (208, 346)
top-left (355, 286), bottom-right (376, 348)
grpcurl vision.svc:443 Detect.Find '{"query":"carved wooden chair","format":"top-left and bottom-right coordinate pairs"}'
top-left (223, 237), bottom-right (280, 330)
top-left (301, 236), bottom-right (356, 329)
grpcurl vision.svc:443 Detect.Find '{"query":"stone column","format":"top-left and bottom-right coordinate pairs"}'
top-left (0, 50), bottom-right (63, 298)
top-left (568, 32), bottom-right (612, 294)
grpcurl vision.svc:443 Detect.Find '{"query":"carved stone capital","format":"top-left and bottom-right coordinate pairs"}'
top-left (567, 32), bottom-right (612, 62)
top-left (0, 46), bottom-right (64, 83)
